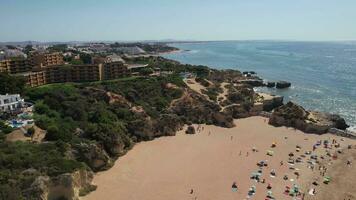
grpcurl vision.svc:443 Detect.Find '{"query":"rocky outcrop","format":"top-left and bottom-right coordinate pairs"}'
top-left (23, 176), bottom-right (50, 200)
top-left (185, 126), bottom-right (196, 134)
top-left (266, 81), bottom-right (276, 88)
top-left (234, 79), bottom-right (264, 87)
top-left (128, 114), bottom-right (184, 141)
top-left (223, 104), bottom-right (251, 119)
top-left (154, 114), bottom-right (184, 136)
top-left (269, 102), bottom-right (349, 134)
top-left (257, 93), bottom-right (284, 112)
top-left (170, 90), bottom-right (234, 128)
top-left (72, 142), bottom-right (112, 171)
top-left (276, 81), bottom-right (291, 89)
top-left (212, 112), bottom-right (234, 128)
top-left (23, 169), bottom-right (95, 200)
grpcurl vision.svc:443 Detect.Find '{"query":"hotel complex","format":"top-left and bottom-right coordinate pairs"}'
top-left (0, 51), bottom-right (128, 87)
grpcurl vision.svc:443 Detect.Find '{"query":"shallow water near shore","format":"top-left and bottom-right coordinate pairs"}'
top-left (164, 41), bottom-right (356, 129)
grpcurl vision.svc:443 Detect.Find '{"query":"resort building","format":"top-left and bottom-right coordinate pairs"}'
top-left (29, 52), bottom-right (64, 68)
top-left (0, 58), bottom-right (33, 74)
top-left (0, 94), bottom-right (25, 112)
top-left (25, 62), bottom-right (128, 87)
top-left (102, 62), bottom-right (128, 80)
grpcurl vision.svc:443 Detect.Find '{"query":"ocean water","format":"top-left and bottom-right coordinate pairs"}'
top-left (164, 41), bottom-right (356, 129)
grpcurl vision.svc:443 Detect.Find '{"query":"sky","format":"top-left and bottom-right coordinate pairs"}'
top-left (0, 0), bottom-right (356, 42)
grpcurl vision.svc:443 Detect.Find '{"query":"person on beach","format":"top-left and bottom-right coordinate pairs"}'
top-left (190, 189), bottom-right (194, 194)
top-left (347, 160), bottom-right (352, 166)
top-left (231, 182), bottom-right (238, 192)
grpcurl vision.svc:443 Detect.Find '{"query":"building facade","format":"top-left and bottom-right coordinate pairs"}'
top-left (0, 94), bottom-right (25, 112)
top-left (102, 61), bottom-right (128, 80)
top-left (29, 52), bottom-right (64, 68)
top-left (0, 58), bottom-right (33, 74)
top-left (25, 62), bottom-right (128, 87)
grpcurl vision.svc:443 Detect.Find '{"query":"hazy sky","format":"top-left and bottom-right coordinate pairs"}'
top-left (1, 0), bottom-right (356, 42)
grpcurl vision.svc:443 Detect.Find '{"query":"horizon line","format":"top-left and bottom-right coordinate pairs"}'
top-left (1, 39), bottom-right (356, 44)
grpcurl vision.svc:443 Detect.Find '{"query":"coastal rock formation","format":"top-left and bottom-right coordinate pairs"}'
top-left (128, 114), bottom-right (183, 140)
top-left (266, 81), bottom-right (276, 88)
top-left (170, 90), bottom-right (234, 127)
top-left (256, 93), bottom-right (284, 112)
top-left (154, 114), bottom-right (184, 136)
top-left (212, 112), bottom-right (234, 128)
top-left (23, 169), bottom-right (95, 200)
top-left (234, 79), bottom-right (264, 87)
top-left (269, 101), bottom-right (349, 134)
top-left (223, 104), bottom-right (251, 119)
top-left (72, 143), bottom-right (112, 171)
top-left (276, 81), bottom-right (291, 89)
top-left (208, 69), bottom-right (244, 83)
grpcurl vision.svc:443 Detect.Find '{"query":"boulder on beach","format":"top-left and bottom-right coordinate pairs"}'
top-left (276, 81), bottom-right (291, 89)
top-left (269, 101), bottom-right (349, 134)
top-left (185, 126), bottom-right (196, 134)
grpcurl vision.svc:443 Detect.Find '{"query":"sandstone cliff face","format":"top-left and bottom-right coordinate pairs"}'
top-left (223, 104), bottom-right (251, 119)
top-left (128, 113), bottom-right (184, 141)
top-left (256, 93), bottom-right (284, 112)
top-left (23, 169), bottom-right (95, 200)
top-left (269, 102), bottom-right (349, 134)
top-left (72, 142), bottom-right (113, 171)
top-left (170, 90), bottom-right (234, 128)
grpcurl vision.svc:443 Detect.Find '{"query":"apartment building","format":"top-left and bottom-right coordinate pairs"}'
top-left (102, 62), bottom-right (128, 80)
top-left (25, 64), bottom-right (100, 87)
top-left (0, 58), bottom-right (33, 74)
top-left (29, 52), bottom-right (64, 68)
top-left (25, 63), bottom-right (128, 87)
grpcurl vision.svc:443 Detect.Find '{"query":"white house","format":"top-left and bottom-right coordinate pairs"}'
top-left (0, 94), bottom-right (25, 112)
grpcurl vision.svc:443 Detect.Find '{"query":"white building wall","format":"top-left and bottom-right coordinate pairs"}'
top-left (0, 94), bottom-right (24, 112)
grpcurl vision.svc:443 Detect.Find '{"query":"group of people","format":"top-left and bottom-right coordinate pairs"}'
top-left (235, 137), bottom-right (353, 200)
top-left (188, 124), bottom-right (354, 200)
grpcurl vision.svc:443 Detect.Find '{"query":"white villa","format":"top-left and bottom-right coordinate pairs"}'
top-left (0, 94), bottom-right (25, 112)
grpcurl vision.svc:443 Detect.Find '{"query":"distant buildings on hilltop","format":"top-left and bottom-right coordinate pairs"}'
top-left (0, 42), bottom-right (177, 87)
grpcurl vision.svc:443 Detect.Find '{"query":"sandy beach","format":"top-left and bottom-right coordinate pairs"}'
top-left (82, 116), bottom-right (356, 200)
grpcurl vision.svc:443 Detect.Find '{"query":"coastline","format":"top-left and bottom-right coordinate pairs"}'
top-left (163, 42), bottom-right (356, 129)
top-left (81, 49), bottom-right (356, 199)
top-left (157, 49), bottom-right (187, 55)
top-left (82, 116), bottom-right (356, 200)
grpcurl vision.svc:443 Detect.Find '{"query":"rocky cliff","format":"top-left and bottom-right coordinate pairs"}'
top-left (23, 169), bottom-right (95, 200)
top-left (269, 102), bottom-right (349, 134)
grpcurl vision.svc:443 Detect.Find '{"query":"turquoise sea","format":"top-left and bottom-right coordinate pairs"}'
top-left (164, 41), bottom-right (356, 130)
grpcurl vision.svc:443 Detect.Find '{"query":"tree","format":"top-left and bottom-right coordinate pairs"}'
top-left (139, 67), bottom-right (154, 76)
top-left (0, 73), bottom-right (26, 94)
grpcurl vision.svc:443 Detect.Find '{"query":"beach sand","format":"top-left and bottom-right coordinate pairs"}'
top-left (82, 116), bottom-right (356, 200)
